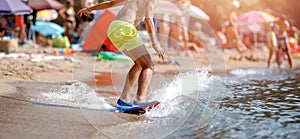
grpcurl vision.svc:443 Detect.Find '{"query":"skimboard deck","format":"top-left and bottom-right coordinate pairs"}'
top-left (115, 101), bottom-right (160, 115)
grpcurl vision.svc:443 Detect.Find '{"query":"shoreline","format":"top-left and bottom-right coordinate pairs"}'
top-left (1, 48), bottom-right (300, 138)
top-left (1, 48), bottom-right (300, 83)
top-left (1, 49), bottom-right (299, 98)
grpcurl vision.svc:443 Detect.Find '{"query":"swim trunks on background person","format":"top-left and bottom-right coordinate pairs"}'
top-left (277, 35), bottom-right (290, 52)
top-left (108, 20), bottom-right (144, 51)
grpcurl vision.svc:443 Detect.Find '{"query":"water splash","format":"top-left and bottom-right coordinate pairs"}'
top-left (41, 80), bottom-right (113, 110)
top-left (37, 67), bottom-right (225, 138)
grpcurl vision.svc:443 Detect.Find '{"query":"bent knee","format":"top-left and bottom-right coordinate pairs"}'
top-left (140, 62), bottom-right (154, 71)
top-left (135, 54), bottom-right (154, 71)
top-left (145, 63), bottom-right (155, 71)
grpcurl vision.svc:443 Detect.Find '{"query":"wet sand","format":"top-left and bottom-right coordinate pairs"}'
top-left (1, 48), bottom-right (300, 138)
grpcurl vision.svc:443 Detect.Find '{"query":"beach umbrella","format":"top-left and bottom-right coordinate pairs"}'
top-left (36, 9), bottom-right (58, 21)
top-left (155, 0), bottom-right (183, 16)
top-left (30, 21), bottom-right (65, 36)
top-left (79, 9), bottom-right (118, 51)
top-left (27, 0), bottom-right (64, 10)
top-left (235, 10), bottom-right (276, 35)
top-left (235, 10), bottom-right (275, 25)
top-left (185, 5), bottom-right (210, 21)
top-left (236, 10), bottom-right (276, 48)
top-left (79, 6), bottom-right (122, 52)
top-left (0, 0), bottom-right (32, 15)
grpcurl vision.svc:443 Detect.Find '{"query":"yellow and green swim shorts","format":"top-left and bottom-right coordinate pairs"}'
top-left (107, 20), bottom-right (144, 51)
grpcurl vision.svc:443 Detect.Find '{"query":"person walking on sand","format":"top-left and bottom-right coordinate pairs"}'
top-left (78, 0), bottom-right (165, 106)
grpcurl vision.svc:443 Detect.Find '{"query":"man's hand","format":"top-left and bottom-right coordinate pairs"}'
top-left (152, 43), bottom-right (165, 61)
top-left (77, 8), bottom-right (91, 17)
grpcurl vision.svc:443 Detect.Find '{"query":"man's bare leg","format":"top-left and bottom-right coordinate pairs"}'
top-left (276, 51), bottom-right (282, 69)
top-left (119, 44), bottom-right (154, 104)
top-left (119, 63), bottom-right (142, 103)
top-left (135, 54), bottom-right (154, 103)
top-left (286, 52), bottom-right (293, 68)
top-left (267, 49), bottom-right (273, 68)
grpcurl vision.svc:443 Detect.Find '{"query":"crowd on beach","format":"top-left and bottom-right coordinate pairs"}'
top-left (0, 0), bottom-right (300, 68)
top-left (0, 0), bottom-right (97, 48)
top-left (214, 0), bottom-right (300, 69)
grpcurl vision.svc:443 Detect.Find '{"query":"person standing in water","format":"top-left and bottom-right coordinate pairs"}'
top-left (78, 0), bottom-right (165, 106)
top-left (267, 23), bottom-right (280, 68)
top-left (274, 16), bottom-right (293, 68)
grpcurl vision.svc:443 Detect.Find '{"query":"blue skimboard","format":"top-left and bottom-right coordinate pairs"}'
top-left (115, 101), bottom-right (160, 115)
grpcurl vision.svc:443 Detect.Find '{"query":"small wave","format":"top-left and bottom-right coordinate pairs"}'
top-left (228, 68), bottom-right (296, 82)
top-left (143, 67), bottom-right (225, 137)
top-left (37, 67), bottom-right (225, 138)
top-left (40, 80), bottom-right (113, 110)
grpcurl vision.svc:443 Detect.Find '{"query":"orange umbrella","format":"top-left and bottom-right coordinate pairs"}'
top-left (80, 9), bottom-right (119, 52)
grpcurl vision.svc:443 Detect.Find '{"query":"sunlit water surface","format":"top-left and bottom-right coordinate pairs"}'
top-left (27, 68), bottom-right (300, 138)
top-left (168, 68), bottom-right (300, 139)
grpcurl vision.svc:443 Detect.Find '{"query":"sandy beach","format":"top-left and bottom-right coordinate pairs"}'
top-left (0, 47), bottom-right (300, 139)
top-left (1, 0), bottom-right (300, 137)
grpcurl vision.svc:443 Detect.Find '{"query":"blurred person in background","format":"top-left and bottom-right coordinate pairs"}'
top-left (15, 15), bottom-right (27, 44)
top-left (222, 0), bottom-right (247, 53)
top-left (267, 23), bottom-right (280, 68)
top-left (81, 0), bottom-right (97, 8)
top-left (287, 25), bottom-right (300, 50)
top-left (0, 15), bottom-right (13, 37)
top-left (223, 21), bottom-right (247, 53)
top-left (157, 14), bottom-right (171, 50)
top-left (168, 0), bottom-right (190, 52)
top-left (0, 28), bottom-right (6, 38)
top-left (189, 22), bottom-right (210, 51)
top-left (242, 34), bottom-right (254, 51)
top-left (274, 16), bottom-right (293, 68)
top-left (36, 33), bottom-right (52, 48)
top-left (215, 25), bottom-right (227, 47)
top-left (287, 25), bottom-right (300, 40)
top-left (0, 15), bottom-right (8, 30)
top-left (229, 0), bottom-right (240, 24)
top-left (59, 0), bottom-right (76, 44)
top-left (76, 0), bottom-right (97, 38)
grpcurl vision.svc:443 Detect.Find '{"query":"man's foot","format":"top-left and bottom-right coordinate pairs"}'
top-left (133, 100), bottom-right (147, 105)
top-left (117, 99), bottom-right (132, 106)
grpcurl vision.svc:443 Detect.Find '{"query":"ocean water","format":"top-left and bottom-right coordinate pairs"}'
top-left (171, 68), bottom-right (300, 139)
top-left (31, 67), bottom-right (300, 139)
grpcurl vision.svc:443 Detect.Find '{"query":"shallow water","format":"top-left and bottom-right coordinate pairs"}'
top-left (167, 68), bottom-right (300, 139)
top-left (21, 68), bottom-right (224, 138)
top-left (10, 68), bottom-right (299, 138)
